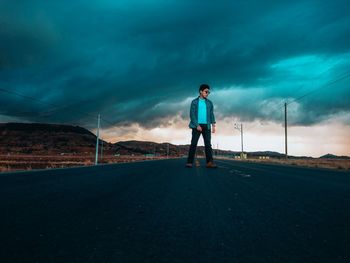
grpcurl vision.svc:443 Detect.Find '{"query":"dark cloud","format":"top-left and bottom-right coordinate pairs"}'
top-left (1, 0), bottom-right (350, 129)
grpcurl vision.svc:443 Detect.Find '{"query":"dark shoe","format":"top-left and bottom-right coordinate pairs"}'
top-left (185, 163), bottom-right (193, 168)
top-left (206, 161), bottom-right (218, 168)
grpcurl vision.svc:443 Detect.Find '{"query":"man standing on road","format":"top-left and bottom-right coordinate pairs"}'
top-left (185, 84), bottom-right (217, 168)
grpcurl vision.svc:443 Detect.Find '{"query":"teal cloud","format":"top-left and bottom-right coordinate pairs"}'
top-left (0, 0), bottom-right (349, 128)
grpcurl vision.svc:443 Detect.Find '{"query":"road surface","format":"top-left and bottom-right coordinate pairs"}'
top-left (1, 158), bottom-right (349, 262)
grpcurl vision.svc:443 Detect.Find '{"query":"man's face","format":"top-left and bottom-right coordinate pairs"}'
top-left (200, 89), bottom-right (210, 98)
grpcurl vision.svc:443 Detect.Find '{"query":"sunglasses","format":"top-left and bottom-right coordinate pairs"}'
top-left (203, 90), bottom-right (210, 94)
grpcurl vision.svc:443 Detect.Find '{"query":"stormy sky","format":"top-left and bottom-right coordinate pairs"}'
top-left (1, 0), bottom-right (350, 156)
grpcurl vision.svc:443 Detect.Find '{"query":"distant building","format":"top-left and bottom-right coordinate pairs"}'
top-left (234, 153), bottom-right (247, 159)
top-left (259, 156), bottom-right (270, 160)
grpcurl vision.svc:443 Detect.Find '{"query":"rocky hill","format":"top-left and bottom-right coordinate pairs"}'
top-left (0, 122), bottom-right (235, 157)
top-left (0, 123), bottom-right (189, 156)
top-left (2, 122), bottom-right (344, 159)
top-left (0, 122), bottom-right (113, 155)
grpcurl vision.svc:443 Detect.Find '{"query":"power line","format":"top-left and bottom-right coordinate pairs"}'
top-left (0, 87), bottom-right (114, 125)
top-left (244, 69), bottom-right (350, 132)
top-left (0, 87), bottom-right (52, 105)
top-left (287, 70), bottom-right (350, 105)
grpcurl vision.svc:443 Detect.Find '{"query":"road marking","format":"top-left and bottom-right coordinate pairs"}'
top-left (216, 160), bottom-right (252, 178)
top-left (229, 169), bottom-right (251, 178)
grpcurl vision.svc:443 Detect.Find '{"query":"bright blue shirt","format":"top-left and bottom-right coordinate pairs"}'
top-left (198, 98), bottom-right (207, 124)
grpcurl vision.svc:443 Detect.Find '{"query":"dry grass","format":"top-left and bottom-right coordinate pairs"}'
top-left (0, 154), bottom-right (175, 173)
top-left (221, 157), bottom-right (350, 171)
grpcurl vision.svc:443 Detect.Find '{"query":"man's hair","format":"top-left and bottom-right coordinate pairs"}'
top-left (199, 84), bottom-right (210, 92)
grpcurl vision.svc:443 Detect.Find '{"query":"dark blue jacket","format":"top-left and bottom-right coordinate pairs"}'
top-left (189, 97), bottom-right (216, 130)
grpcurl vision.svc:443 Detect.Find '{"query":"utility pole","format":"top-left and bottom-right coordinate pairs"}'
top-left (234, 123), bottom-right (244, 159)
top-left (100, 140), bottom-right (103, 162)
top-left (100, 121), bottom-right (103, 162)
top-left (95, 114), bottom-right (100, 165)
top-left (284, 102), bottom-right (288, 160)
top-left (240, 123), bottom-right (243, 156)
top-left (166, 143), bottom-right (169, 158)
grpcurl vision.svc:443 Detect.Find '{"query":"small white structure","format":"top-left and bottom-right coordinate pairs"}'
top-left (259, 156), bottom-right (270, 160)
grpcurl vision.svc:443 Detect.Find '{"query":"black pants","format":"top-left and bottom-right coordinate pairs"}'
top-left (187, 124), bottom-right (214, 164)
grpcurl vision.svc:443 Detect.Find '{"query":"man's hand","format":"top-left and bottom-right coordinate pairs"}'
top-left (212, 125), bottom-right (216, 133)
top-left (196, 125), bottom-right (202, 132)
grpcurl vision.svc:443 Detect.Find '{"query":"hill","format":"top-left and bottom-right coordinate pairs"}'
top-left (320, 153), bottom-right (350, 159)
top-left (1, 122), bottom-right (347, 159)
top-left (1, 122), bottom-right (349, 172)
top-left (0, 122), bottom-right (113, 155)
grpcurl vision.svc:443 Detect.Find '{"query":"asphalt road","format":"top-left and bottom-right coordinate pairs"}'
top-left (1, 158), bottom-right (350, 263)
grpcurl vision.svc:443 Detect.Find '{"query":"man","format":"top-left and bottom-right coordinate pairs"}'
top-left (185, 84), bottom-right (217, 168)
